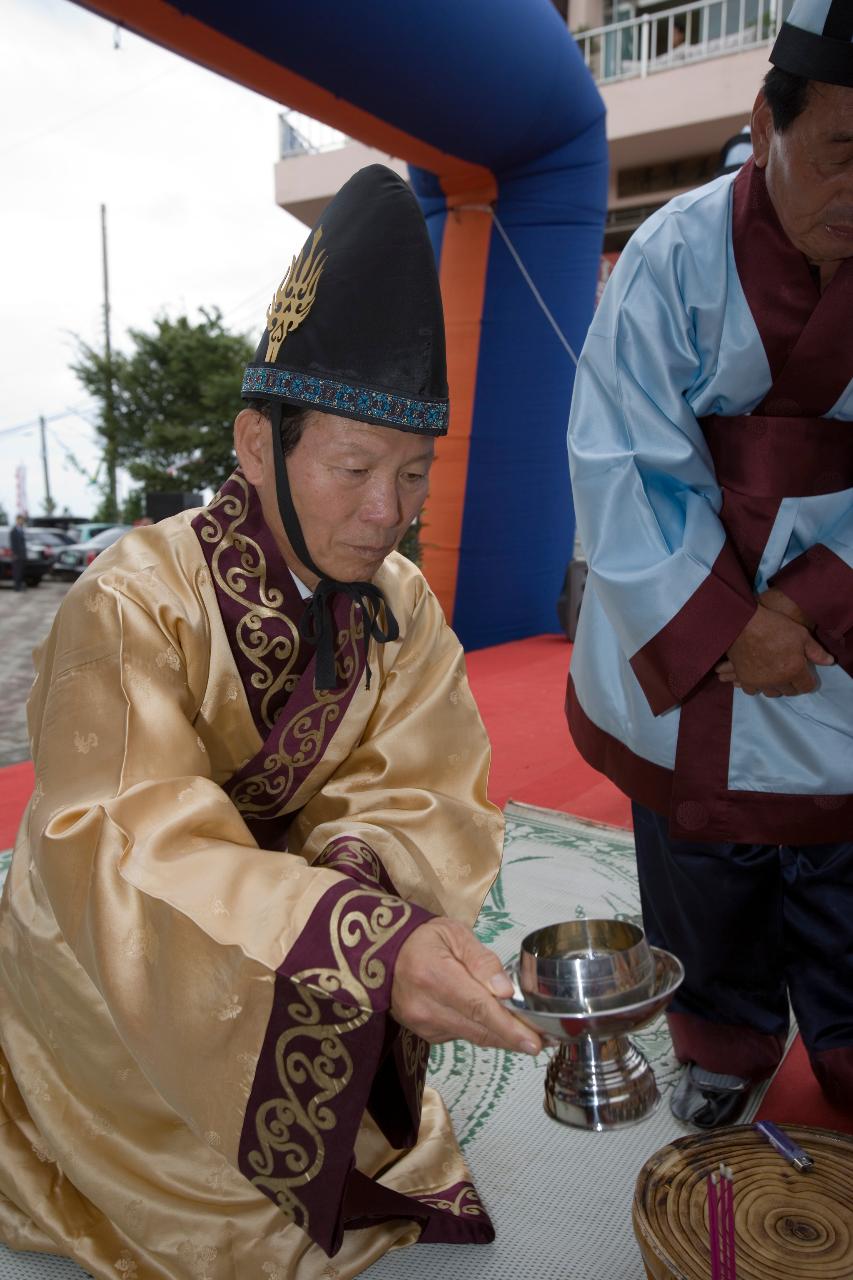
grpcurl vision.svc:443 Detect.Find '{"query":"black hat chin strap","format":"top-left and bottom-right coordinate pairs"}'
top-left (269, 404), bottom-right (399, 692)
top-left (300, 579), bottom-right (398, 692)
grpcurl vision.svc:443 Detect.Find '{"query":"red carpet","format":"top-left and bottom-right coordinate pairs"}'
top-left (0, 759), bottom-right (33, 849)
top-left (465, 633), bottom-right (631, 826)
top-left (0, 633), bottom-right (847, 1133)
top-left (755, 1037), bottom-right (852, 1131)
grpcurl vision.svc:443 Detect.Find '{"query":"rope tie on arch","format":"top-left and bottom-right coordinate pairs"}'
top-left (457, 204), bottom-right (580, 367)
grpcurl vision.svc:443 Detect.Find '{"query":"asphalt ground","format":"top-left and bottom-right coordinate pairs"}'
top-left (0, 577), bottom-right (71, 767)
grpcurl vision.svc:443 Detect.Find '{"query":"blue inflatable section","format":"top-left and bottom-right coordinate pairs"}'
top-left (431, 132), bottom-right (608, 646)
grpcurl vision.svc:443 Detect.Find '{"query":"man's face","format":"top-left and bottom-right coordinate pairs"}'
top-left (237, 409), bottom-right (435, 585)
top-left (752, 81), bottom-right (853, 263)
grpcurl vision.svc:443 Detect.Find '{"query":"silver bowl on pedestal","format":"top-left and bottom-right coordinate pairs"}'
top-left (505, 919), bottom-right (684, 1132)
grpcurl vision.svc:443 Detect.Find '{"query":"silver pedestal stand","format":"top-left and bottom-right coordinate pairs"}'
top-left (505, 948), bottom-right (684, 1131)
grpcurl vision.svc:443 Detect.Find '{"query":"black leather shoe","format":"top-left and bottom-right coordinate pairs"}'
top-left (670, 1064), bottom-right (752, 1128)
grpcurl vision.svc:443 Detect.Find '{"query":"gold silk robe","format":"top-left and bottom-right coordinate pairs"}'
top-left (0, 472), bottom-right (504, 1280)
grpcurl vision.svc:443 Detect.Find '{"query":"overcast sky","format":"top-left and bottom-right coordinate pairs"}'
top-left (1, 0), bottom-right (310, 523)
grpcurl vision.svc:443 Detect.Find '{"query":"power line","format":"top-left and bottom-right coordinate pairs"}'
top-left (0, 406), bottom-right (99, 440)
top-left (222, 283), bottom-right (274, 326)
top-left (0, 67), bottom-right (177, 159)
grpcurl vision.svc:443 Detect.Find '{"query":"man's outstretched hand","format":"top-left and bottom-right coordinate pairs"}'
top-left (715, 588), bottom-right (833, 696)
top-left (391, 917), bottom-right (541, 1055)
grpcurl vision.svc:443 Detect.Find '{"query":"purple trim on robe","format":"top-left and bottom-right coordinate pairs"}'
top-left (567, 678), bottom-right (673, 817)
top-left (566, 678), bottom-right (853, 844)
top-left (313, 837), bottom-right (430, 1145)
top-left (239, 974), bottom-right (382, 1251)
top-left (238, 875), bottom-right (431, 1254)
top-left (191, 472), bottom-right (368, 851)
top-left (344, 1172), bottom-right (495, 1244)
top-left (314, 834), bottom-right (401, 895)
top-left (667, 1010), bottom-right (786, 1083)
top-left (223, 592), bottom-right (365, 850)
top-left (367, 1021), bottom-right (430, 1151)
top-left (718, 492), bottom-right (783, 584)
top-left (772, 544), bottom-right (853, 677)
top-left (732, 159), bottom-right (853, 417)
top-left (280, 872), bottom-right (432, 1016)
top-left (235, 846), bottom-right (494, 1256)
top-left (669, 675), bottom-right (738, 842)
top-left (732, 160), bottom-right (818, 387)
top-left (191, 472), bottom-right (311, 733)
top-left (628, 542), bottom-right (756, 715)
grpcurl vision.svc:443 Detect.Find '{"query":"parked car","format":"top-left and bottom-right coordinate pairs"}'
top-left (51, 525), bottom-right (132, 579)
top-left (28, 526), bottom-right (77, 545)
top-left (69, 522), bottom-right (123, 543)
top-left (25, 528), bottom-right (69, 570)
top-left (0, 527), bottom-right (52, 587)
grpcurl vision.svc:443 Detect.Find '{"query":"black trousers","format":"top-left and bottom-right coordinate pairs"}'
top-left (633, 801), bottom-right (853, 1060)
top-left (11, 558), bottom-right (25, 590)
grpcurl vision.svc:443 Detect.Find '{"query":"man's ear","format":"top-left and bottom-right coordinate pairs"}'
top-left (233, 409), bottom-right (267, 484)
top-left (751, 90), bottom-right (773, 169)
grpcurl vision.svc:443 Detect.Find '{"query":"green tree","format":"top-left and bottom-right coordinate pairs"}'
top-left (72, 308), bottom-right (254, 515)
top-left (0, 501), bottom-right (9, 526)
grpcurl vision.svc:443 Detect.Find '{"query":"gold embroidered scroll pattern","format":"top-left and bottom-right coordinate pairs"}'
top-left (400, 1026), bottom-right (429, 1079)
top-left (314, 838), bottom-right (385, 886)
top-left (265, 227), bottom-right (327, 362)
top-left (228, 602), bottom-right (364, 820)
top-left (418, 1185), bottom-right (486, 1217)
top-left (245, 986), bottom-right (368, 1232)
top-left (292, 889), bottom-right (413, 1009)
top-left (197, 475), bottom-right (301, 728)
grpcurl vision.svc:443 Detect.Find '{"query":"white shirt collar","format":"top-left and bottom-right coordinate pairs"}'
top-left (289, 569), bottom-right (312, 600)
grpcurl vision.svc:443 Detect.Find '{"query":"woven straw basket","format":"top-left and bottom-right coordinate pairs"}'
top-left (632, 1124), bottom-right (853, 1279)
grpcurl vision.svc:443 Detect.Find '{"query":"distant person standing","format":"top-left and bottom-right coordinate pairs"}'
top-left (716, 124), bottom-right (752, 177)
top-left (9, 515), bottom-right (26, 592)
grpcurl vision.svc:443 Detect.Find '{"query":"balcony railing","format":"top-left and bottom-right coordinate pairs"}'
top-left (577, 0), bottom-right (794, 84)
top-left (279, 111), bottom-right (349, 159)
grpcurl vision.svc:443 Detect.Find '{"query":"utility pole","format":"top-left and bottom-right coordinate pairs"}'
top-left (38, 415), bottom-right (55, 517)
top-left (101, 203), bottom-right (118, 521)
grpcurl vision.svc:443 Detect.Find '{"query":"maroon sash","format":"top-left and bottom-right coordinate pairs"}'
top-left (669, 160), bottom-right (853, 840)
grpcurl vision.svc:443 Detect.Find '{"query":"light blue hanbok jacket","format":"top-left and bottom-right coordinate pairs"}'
top-left (567, 163), bottom-right (853, 844)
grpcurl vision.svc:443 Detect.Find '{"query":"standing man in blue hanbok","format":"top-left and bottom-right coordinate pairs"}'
top-left (567, 0), bottom-right (853, 1128)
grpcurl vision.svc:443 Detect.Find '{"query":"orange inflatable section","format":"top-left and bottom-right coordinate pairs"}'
top-left (420, 203), bottom-right (495, 616)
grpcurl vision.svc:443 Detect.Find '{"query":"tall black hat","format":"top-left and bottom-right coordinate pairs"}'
top-left (243, 164), bottom-right (449, 434)
top-left (242, 165), bottom-right (449, 691)
top-left (770, 0), bottom-right (853, 87)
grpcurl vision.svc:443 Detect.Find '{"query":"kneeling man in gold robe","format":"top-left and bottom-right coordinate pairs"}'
top-left (0, 165), bottom-right (540, 1280)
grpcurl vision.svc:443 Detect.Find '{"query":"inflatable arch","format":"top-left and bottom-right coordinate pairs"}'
top-left (77, 0), bottom-right (608, 649)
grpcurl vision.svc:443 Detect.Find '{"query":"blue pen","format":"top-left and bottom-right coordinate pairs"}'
top-left (754, 1121), bottom-right (814, 1172)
